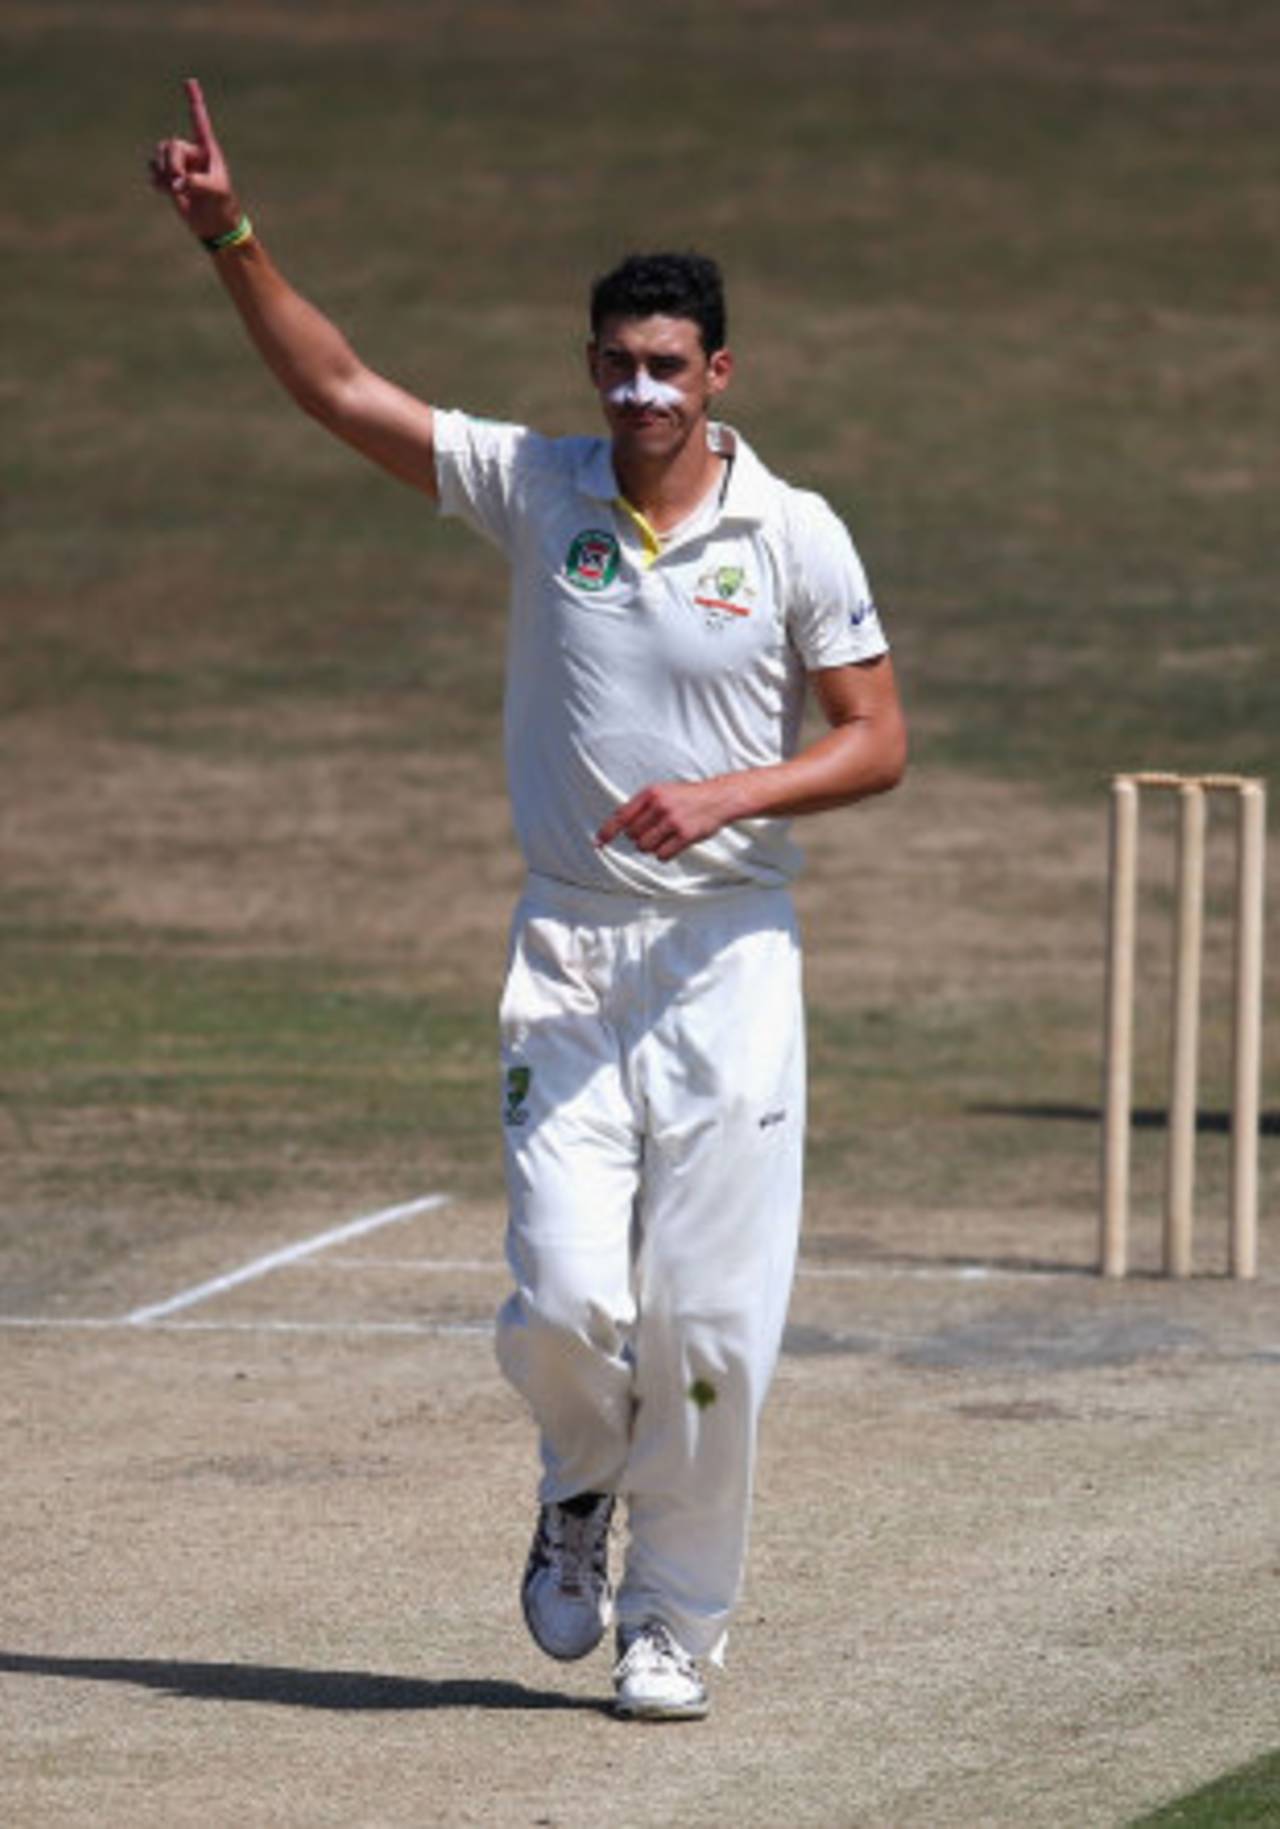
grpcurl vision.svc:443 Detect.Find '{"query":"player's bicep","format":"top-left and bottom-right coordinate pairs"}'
top-left (319, 366), bottom-right (440, 498)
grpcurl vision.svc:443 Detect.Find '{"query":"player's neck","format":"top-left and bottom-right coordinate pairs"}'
top-left (612, 426), bottom-right (727, 533)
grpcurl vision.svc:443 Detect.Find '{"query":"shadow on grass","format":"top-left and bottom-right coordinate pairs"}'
top-left (0, 1651), bottom-right (610, 1714)
top-left (970, 1103), bottom-right (1280, 1137)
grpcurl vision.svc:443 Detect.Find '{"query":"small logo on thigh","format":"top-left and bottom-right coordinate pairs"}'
top-left (758, 1107), bottom-right (787, 1131)
top-left (504, 1064), bottom-right (533, 1126)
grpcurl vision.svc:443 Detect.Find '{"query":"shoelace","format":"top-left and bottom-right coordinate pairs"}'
top-left (616, 1622), bottom-right (695, 1680)
top-left (540, 1504), bottom-right (610, 1594)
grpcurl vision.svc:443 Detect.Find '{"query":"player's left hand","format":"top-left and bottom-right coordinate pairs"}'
top-left (596, 778), bottom-right (743, 862)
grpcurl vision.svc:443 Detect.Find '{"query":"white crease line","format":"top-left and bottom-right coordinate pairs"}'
top-left (0, 1314), bottom-right (488, 1339)
top-left (795, 1264), bottom-right (1092, 1283)
top-left (123, 1193), bottom-right (451, 1326)
top-left (312, 1255), bottom-right (1083, 1284)
top-left (165, 1316), bottom-right (490, 1338)
top-left (309, 1256), bottom-right (506, 1274)
top-left (3, 1313), bottom-right (1278, 1360)
top-left (0, 1316), bottom-right (126, 1331)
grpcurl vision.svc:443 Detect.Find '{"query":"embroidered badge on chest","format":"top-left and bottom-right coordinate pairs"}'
top-left (693, 563), bottom-right (756, 632)
top-left (565, 529), bottom-right (621, 592)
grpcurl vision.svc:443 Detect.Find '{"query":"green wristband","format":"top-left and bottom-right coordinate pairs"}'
top-left (201, 214), bottom-right (254, 254)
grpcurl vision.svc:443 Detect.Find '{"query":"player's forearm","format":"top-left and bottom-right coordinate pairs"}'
top-left (718, 711), bottom-right (908, 824)
top-left (209, 234), bottom-right (365, 424)
top-left (153, 81), bottom-right (438, 494)
top-left (595, 696), bottom-right (906, 863)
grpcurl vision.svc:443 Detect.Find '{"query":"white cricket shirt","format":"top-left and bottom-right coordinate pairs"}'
top-left (434, 411), bottom-right (889, 896)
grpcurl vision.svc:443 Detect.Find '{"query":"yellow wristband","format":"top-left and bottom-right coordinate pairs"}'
top-left (201, 214), bottom-right (254, 254)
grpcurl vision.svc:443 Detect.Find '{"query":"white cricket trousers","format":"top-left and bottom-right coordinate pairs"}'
top-left (495, 872), bottom-right (805, 1661)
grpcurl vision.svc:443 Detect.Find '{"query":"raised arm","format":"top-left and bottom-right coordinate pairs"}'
top-left (150, 79), bottom-right (438, 497)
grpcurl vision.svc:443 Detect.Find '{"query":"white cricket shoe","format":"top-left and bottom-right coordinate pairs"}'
top-left (612, 1619), bottom-right (709, 1721)
top-left (520, 1493), bottom-right (615, 1661)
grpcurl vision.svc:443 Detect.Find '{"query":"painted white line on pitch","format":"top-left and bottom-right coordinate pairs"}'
top-left (0, 1313), bottom-right (489, 1339)
top-left (8, 1312), bottom-right (1277, 1364)
top-left (0, 1316), bottom-right (130, 1331)
top-left (137, 1315), bottom-right (490, 1339)
top-left (307, 1256), bottom-right (506, 1275)
top-left (306, 1254), bottom-right (1079, 1285)
top-left (794, 1263), bottom-right (1091, 1283)
top-left (123, 1193), bottom-right (451, 1326)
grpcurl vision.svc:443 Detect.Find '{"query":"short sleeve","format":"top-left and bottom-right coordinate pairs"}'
top-left (433, 409), bottom-right (534, 555)
top-left (783, 488), bottom-right (889, 671)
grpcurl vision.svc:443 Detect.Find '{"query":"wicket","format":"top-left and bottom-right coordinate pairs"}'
top-left (1101, 772), bottom-right (1267, 1279)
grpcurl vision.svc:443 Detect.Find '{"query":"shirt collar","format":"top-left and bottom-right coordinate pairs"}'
top-left (575, 421), bottom-right (771, 527)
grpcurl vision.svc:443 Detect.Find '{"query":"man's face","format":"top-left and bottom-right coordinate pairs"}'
top-left (588, 314), bottom-right (733, 459)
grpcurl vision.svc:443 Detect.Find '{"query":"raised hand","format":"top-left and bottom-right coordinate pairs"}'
top-left (149, 77), bottom-right (242, 242)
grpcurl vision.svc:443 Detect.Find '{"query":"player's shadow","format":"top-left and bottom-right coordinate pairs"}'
top-left (0, 1651), bottom-right (610, 1713)
top-left (969, 1100), bottom-right (1280, 1135)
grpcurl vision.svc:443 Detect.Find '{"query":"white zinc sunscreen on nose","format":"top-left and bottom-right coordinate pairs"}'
top-left (606, 371), bottom-right (684, 410)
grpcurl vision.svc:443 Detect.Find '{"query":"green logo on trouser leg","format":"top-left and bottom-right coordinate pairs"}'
top-left (504, 1064), bottom-right (532, 1126)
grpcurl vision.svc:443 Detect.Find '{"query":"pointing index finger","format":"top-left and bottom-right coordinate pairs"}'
top-left (184, 76), bottom-right (216, 151)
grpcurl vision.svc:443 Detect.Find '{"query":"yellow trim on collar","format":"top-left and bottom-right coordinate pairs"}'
top-left (614, 495), bottom-right (663, 569)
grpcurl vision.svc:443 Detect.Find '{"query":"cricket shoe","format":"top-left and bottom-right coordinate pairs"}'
top-left (612, 1619), bottom-right (709, 1721)
top-left (521, 1492), bottom-right (615, 1661)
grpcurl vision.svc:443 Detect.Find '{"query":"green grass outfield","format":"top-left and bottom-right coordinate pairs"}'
top-left (6, 2), bottom-right (1277, 789)
top-left (2, 5), bottom-right (1278, 1814)
top-left (1130, 1747), bottom-right (1280, 1827)
top-left (3, 0), bottom-right (1275, 1298)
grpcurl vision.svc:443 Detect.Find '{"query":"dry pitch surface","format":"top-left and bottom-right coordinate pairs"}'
top-left (4, 1200), bottom-right (1279, 1828)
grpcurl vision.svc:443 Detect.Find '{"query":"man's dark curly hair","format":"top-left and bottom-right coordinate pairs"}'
top-left (589, 251), bottom-right (727, 357)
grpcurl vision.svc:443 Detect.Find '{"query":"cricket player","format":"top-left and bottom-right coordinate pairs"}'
top-left (151, 79), bottom-right (907, 1721)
